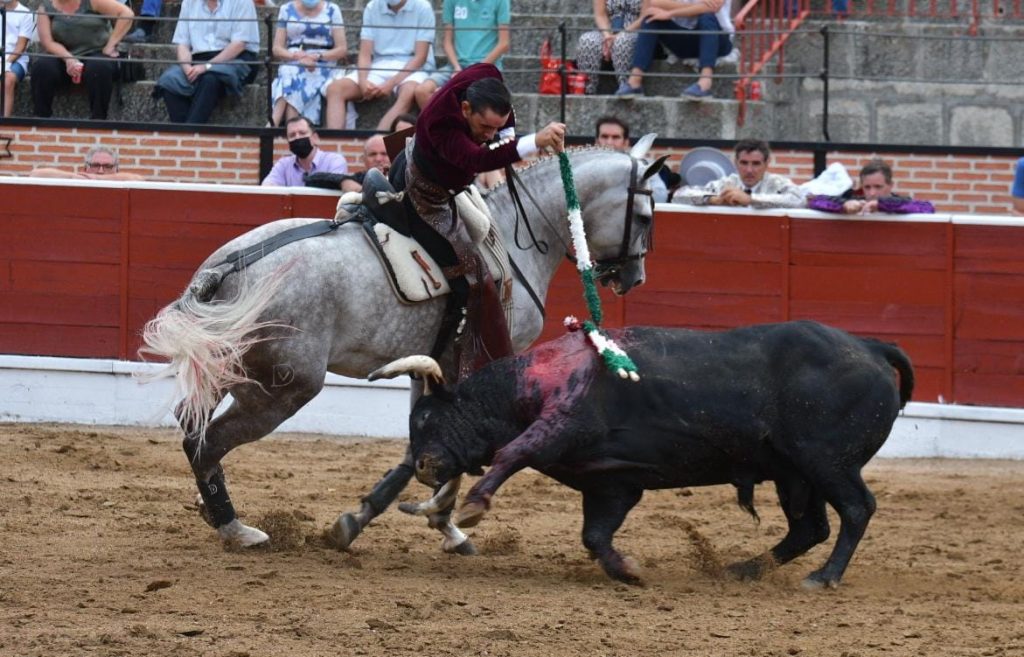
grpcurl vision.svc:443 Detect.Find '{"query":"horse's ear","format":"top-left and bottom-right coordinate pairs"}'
top-left (643, 155), bottom-right (669, 181)
top-left (629, 133), bottom-right (658, 160)
top-left (367, 356), bottom-right (446, 395)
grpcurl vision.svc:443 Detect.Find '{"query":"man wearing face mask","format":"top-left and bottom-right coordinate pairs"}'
top-left (261, 115), bottom-right (349, 187)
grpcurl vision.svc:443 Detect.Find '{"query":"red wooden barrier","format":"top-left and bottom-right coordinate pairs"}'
top-left (2, 181), bottom-right (1022, 408)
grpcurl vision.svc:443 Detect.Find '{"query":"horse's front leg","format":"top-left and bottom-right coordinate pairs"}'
top-left (329, 446), bottom-right (415, 549)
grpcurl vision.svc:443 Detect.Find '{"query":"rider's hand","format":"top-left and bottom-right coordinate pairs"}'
top-left (536, 122), bottom-right (566, 153)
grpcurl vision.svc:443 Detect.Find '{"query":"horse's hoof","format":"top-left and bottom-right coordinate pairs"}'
top-left (327, 513), bottom-right (362, 550)
top-left (454, 501), bottom-right (487, 528)
top-left (217, 519), bottom-right (269, 548)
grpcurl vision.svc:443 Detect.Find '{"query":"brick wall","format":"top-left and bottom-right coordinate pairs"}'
top-left (0, 126), bottom-right (1019, 215)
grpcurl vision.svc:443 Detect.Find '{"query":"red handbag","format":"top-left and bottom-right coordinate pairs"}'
top-left (539, 39), bottom-right (587, 95)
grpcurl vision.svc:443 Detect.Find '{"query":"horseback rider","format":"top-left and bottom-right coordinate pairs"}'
top-left (392, 63), bottom-right (566, 379)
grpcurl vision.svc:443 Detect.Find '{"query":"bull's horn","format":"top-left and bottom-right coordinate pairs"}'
top-left (629, 133), bottom-right (658, 160)
top-left (367, 355), bottom-right (445, 394)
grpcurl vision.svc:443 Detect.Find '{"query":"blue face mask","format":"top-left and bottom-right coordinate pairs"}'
top-left (300, 0), bottom-right (320, 8)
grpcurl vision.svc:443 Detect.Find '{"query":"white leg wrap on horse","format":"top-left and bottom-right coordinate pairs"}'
top-left (217, 518), bottom-right (270, 547)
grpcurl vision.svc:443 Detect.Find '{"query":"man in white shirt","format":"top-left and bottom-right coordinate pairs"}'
top-left (2, 0), bottom-right (36, 118)
top-left (322, 0), bottom-right (435, 131)
top-left (153, 0), bottom-right (261, 124)
top-left (672, 139), bottom-right (806, 209)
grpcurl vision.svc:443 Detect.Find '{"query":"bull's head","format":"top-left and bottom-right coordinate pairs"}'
top-left (367, 356), bottom-right (478, 488)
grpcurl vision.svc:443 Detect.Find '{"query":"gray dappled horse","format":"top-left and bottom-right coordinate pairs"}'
top-left (141, 139), bottom-right (667, 553)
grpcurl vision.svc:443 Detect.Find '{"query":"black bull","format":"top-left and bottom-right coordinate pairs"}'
top-left (372, 320), bottom-right (914, 587)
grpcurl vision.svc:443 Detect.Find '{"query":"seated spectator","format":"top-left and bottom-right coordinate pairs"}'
top-left (389, 111), bottom-right (416, 133)
top-left (808, 159), bottom-right (935, 215)
top-left (339, 134), bottom-right (391, 191)
top-left (1012, 157), bottom-right (1024, 215)
top-left (32, 0), bottom-right (133, 120)
top-left (153, 0), bottom-right (259, 124)
top-left (594, 115), bottom-right (679, 202)
top-left (268, 0), bottom-right (347, 127)
top-left (616, 0), bottom-right (733, 99)
top-left (577, 0), bottom-right (642, 96)
top-left (412, 0), bottom-right (510, 109)
top-left (123, 0), bottom-right (162, 43)
top-left (672, 139), bottom-right (806, 209)
top-left (3, 0), bottom-right (36, 118)
top-left (323, 0), bottom-right (435, 131)
top-left (261, 116), bottom-right (348, 187)
top-left (29, 146), bottom-right (144, 180)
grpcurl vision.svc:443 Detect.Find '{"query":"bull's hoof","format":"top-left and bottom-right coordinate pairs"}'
top-left (454, 501), bottom-right (487, 528)
top-left (801, 571), bottom-right (840, 590)
top-left (327, 513), bottom-right (362, 550)
top-left (217, 519), bottom-right (270, 548)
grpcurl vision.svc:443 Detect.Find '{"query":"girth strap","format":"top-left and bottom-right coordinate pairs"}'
top-left (218, 219), bottom-right (345, 272)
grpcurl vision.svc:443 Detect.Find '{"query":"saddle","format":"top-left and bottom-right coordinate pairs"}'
top-left (337, 169), bottom-right (514, 329)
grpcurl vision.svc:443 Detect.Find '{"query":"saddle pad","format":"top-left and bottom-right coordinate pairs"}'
top-left (363, 220), bottom-right (451, 304)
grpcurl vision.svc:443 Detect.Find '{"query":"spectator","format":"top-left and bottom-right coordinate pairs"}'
top-left (808, 159), bottom-right (935, 215)
top-left (340, 134), bottom-right (391, 191)
top-left (29, 146), bottom-right (144, 180)
top-left (261, 115), bottom-right (348, 187)
top-left (268, 0), bottom-right (347, 127)
top-left (594, 115), bottom-right (678, 202)
top-left (323, 0), bottom-right (435, 131)
top-left (577, 0), bottom-right (642, 96)
top-left (412, 0), bottom-right (510, 109)
top-left (32, 0), bottom-right (133, 120)
top-left (672, 139), bottom-right (805, 209)
top-left (123, 0), bottom-right (162, 43)
top-left (2, 0), bottom-right (36, 118)
top-left (1012, 157), bottom-right (1024, 215)
top-left (153, 0), bottom-right (259, 124)
top-left (615, 0), bottom-right (733, 99)
top-left (389, 111), bottom-right (416, 133)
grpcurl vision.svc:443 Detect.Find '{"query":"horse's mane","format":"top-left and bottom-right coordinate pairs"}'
top-left (483, 145), bottom-right (627, 196)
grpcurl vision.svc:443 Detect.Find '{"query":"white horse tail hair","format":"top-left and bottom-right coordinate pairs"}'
top-left (138, 265), bottom-right (290, 449)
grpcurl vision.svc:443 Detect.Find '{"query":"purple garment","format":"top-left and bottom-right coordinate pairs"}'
top-left (807, 195), bottom-right (846, 213)
top-left (261, 148), bottom-right (349, 187)
top-left (808, 193), bottom-right (934, 215)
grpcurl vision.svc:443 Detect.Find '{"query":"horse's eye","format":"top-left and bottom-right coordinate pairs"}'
top-left (636, 214), bottom-right (652, 226)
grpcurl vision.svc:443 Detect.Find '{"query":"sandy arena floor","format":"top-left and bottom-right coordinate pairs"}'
top-left (1, 423), bottom-right (1022, 657)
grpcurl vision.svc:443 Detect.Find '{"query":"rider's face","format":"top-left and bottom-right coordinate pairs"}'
top-left (461, 102), bottom-right (509, 144)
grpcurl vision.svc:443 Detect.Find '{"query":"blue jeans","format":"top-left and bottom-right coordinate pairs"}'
top-left (631, 14), bottom-right (732, 72)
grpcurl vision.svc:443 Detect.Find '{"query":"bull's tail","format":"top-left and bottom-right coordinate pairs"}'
top-left (735, 481), bottom-right (760, 523)
top-left (864, 339), bottom-right (915, 408)
top-left (138, 268), bottom-right (288, 449)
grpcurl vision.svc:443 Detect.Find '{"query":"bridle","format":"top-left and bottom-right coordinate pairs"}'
top-left (592, 156), bottom-right (654, 279)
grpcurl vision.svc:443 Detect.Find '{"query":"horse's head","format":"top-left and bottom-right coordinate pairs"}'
top-left (575, 135), bottom-right (668, 296)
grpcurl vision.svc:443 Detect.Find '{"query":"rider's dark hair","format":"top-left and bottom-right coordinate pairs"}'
top-left (859, 158), bottom-right (893, 184)
top-left (734, 138), bottom-right (771, 162)
top-left (465, 78), bottom-right (513, 116)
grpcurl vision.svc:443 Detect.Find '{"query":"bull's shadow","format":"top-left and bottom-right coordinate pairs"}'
top-left (370, 320), bottom-right (914, 588)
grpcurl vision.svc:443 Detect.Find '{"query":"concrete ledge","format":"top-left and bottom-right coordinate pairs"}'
top-left (2, 355), bottom-right (1022, 457)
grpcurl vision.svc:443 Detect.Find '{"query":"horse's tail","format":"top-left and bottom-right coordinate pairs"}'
top-left (138, 266), bottom-right (288, 446)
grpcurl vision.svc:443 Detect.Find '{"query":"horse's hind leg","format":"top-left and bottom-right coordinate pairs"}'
top-left (184, 377), bottom-right (323, 547)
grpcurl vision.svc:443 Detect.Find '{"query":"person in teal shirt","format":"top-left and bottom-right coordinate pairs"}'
top-left (413, 0), bottom-right (510, 109)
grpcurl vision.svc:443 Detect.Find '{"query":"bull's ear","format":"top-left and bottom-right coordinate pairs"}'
top-left (643, 155), bottom-right (669, 181)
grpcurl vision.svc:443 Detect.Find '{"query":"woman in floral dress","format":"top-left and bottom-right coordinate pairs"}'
top-left (576, 0), bottom-right (643, 95)
top-left (270, 0), bottom-right (347, 126)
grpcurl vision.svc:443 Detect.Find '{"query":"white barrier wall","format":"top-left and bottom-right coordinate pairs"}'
top-left (2, 355), bottom-right (1023, 458)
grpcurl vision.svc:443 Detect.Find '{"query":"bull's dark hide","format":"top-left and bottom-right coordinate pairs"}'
top-left (407, 320), bottom-right (914, 588)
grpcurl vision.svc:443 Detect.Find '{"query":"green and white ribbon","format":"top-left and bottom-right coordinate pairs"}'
top-left (558, 152), bottom-right (640, 382)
